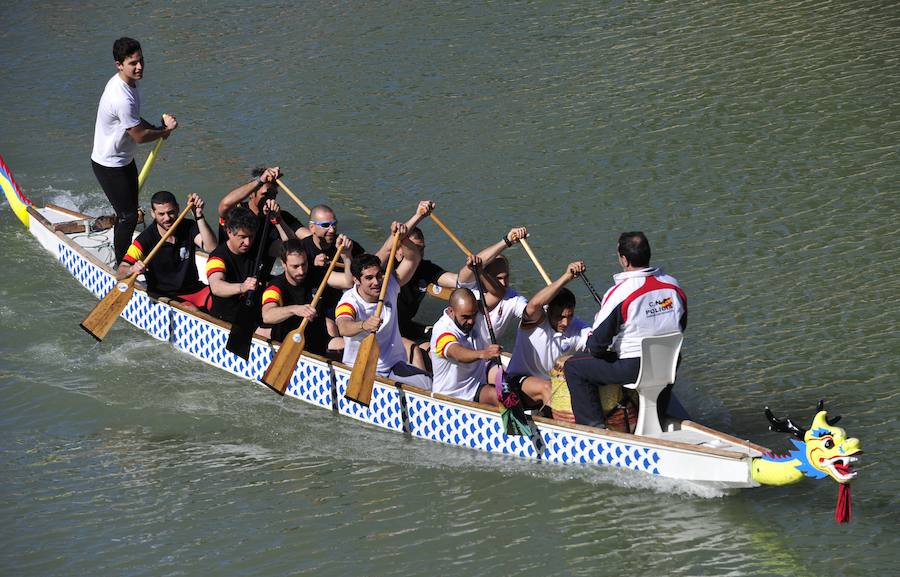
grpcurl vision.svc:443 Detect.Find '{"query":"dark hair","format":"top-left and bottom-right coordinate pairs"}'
top-left (351, 253), bottom-right (383, 280)
top-left (280, 238), bottom-right (306, 262)
top-left (618, 231), bottom-right (651, 267)
top-left (408, 227), bottom-right (425, 242)
top-left (225, 206), bottom-right (258, 235)
top-left (113, 37), bottom-right (141, 64)
top-left (549, 287), bottom-right (576, 313)
top-left (149, 190), bottom-right (177, 208)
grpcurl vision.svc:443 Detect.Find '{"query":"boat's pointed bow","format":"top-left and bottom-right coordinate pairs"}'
top-left (0, 154), bottom-right (33, 228)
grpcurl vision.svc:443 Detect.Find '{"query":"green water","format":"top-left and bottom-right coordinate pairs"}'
top-left (1, 1), bottom-right (897, 575)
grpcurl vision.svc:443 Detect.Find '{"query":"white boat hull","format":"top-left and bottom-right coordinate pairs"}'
top-left (26, 204), bottom-right (766, 488)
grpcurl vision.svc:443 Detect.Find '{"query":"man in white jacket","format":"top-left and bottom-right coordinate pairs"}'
top-left (564, 232), bottom-right (687, 428)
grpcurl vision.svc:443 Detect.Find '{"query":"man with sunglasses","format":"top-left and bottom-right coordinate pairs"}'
top-left (295, 204), bottom-right (367, 355)
top-left (217, 166), bottom-right (303, 280)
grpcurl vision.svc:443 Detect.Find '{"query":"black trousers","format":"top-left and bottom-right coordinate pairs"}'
top-left (563, 353), bottom-right (641, 427)
top-left (92, 159), bottom-right (139, 264)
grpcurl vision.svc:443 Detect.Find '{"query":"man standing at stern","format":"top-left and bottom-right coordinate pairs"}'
top-left (92, 37), bottom-right (178, 264)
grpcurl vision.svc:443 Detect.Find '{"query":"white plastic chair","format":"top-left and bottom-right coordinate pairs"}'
top-left (623, 333), bottom-right (684, 436)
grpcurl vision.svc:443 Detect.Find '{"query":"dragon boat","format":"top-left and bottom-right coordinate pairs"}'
top-left (1, 155), bottom-right (861, 520)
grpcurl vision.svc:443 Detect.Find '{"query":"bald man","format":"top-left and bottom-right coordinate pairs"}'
top-left (294, 203), bottom-right (367, 354)
top-left (430, 287), bottom-right (505, 404)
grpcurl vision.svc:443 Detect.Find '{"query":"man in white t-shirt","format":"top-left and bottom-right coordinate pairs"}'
top-left (335, 219), bottom-right (432, 390)
top-left (456, 226), bottom-right (530, 338)
top-left (91, 37), bottom-right (177, 264)
top-left (506, 261), bottom-right (591, 421)
top-left (430, 284), bottom-right (504, 404)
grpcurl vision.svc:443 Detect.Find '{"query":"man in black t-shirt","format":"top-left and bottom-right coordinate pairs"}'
top-left (206, 207), bottom-right (261, 324)
top-left (294, 203), bottom-right (367, 345)
top-left (118, 190), bottom-right (217, 310)
top-left (261, 238), bottom-right (355, 356)
top-left (217, 166), bottom-right (305, 277)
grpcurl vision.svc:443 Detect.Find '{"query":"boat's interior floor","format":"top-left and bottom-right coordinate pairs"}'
top-left (46, 206), bottom-right (765, 458)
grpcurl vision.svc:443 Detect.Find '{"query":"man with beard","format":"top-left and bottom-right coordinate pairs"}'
top-left (117, 190), bottom-right (217, 310)
top-left (430, 262), bottom-right (505, 404)
top-left (261, 238), bottom-right (355, 356)
top-left (295, 204), bottom-right (367, 350)
top-left (205, 207), bottom-right (262, 325)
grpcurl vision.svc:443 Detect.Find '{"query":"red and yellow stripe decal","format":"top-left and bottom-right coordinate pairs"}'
top-left (205, 256), bottom-right (226, 278)
top-left (0, 154), bottom-right (33, 228)
top-left (122, 239), bottom-right (145, 265)
top-left (262, 285), bottom-right (282, 306)
top-left (434, 332), bottom-right (458, 358)
top-left (335, 302), bottom-right (356, 320)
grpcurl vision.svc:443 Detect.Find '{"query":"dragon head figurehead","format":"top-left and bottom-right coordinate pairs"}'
top-left (803, 410), bottom-right (861, 484)
top-left (751, 401), bottom-right (862, 523)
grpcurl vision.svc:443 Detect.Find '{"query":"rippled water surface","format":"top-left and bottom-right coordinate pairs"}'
top-left (1, 1), bottom-right (898, 576)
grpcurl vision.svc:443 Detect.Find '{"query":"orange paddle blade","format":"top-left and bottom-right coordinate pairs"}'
top-left (80, 277), bottom-right (137, 341)
top-left (262, 327), bottom-right (306, 395)
top-left (344, 334), bottom-right (380, 406)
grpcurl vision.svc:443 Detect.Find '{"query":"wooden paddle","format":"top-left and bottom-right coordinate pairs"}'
top-left (80, 200), bottom-right (194, 341)
top-left (519, 238), bottom-right (552, 286)
top-left (274, 178), bottom-right (312, 216)
top-left (137, 138), bottom-right (164, 192)
top-left (262, 241), bottom-right (345, 395)
top-left (225, 215), bottom-right (273, 360)
top-left (429, 212), bottom-right (473, 257)
top-left (344, 230), bottom-right (402, 406)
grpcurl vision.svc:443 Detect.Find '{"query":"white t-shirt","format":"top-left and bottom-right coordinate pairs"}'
top-left (507, 315), bottom-right (591, 379)
top-left (460, 283), bottom-right (528, 339)
top-left (91, 74), bottom-right (142, 167)
top-left (429, 308), bottom-right (490, 401)
top-left (336, 276), bottom-right (407, 376)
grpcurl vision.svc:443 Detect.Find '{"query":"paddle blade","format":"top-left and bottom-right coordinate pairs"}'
top-left (261, 329), bottom-right (306, 395)
top-left (226, 301), bottom-right (258, 360)
top-left (344, 334), bottom-right (379, 406)
top-left (80, 278), bottom-right (136, 341)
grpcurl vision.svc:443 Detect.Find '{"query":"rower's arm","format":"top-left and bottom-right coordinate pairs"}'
top-left (394, 239), bottom-right (422, 287)
top-left (327, 245), bottom-right (355, 290)
top-left (261, 301), bottom-right (316, 325)
top-left (457, 226), bottom-right (528, 284)
top-left (194, 216), bottom-right (217, 252)
top-left (218, 180), bottom-right (260, 221)
top-left (115, 261), bottom-right (136, 280)
top-left (336, 313), bottom-right (382, 338)
top-left (522, 261), bottom-right (584, 326)
top-left (207, 271), bottom-right (247, 298)
top-left (436, 270), bottom-right (458, 288)
top-left (443, 341), bottom-right (502, 364)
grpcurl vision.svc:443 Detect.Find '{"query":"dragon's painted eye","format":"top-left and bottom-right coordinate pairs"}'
top-left (824, 439), bottom-right (834, 449)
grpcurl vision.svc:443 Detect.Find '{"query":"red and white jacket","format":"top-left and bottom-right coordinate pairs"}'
top-left (589, 267), bottom-right (687, 359)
